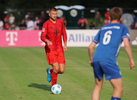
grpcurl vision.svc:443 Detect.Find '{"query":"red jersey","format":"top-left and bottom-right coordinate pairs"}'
top-left (78, 18), bottom-right (88, 24)
top-left (41, 19), bottom-right (67, 52)
top-left (104, 11), bottom-right (110, 25)
top-left (105, 12), bottom-right (110, 20)
top-left (4, 23), bottom-right (10, 30)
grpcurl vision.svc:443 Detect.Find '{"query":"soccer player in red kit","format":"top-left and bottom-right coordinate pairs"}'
top-left (40, 7), bottom-right (67, 86)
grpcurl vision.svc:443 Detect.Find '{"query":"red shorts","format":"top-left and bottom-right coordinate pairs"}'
top-left (45, 49), bottom-right (65, 65)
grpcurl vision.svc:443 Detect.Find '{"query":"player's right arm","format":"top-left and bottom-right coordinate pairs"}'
top-left (88, 30), bottom-right (100, 66)
top-left (40, 22), bottom-right (52, 46)
top-left (123, 38), bottom-right (135, 69)
top-left (88, 42), bottom-right (97, 66)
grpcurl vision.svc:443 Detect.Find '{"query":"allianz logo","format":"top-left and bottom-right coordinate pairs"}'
top-left (68, 34), bottom-right (95, 42)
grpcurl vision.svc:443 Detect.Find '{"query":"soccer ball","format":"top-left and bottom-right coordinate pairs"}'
top-left (51, 84), bottom-right (62, 94)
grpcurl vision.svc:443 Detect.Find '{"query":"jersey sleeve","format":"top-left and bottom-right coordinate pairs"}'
top-left (122, 26), bottom-right (130, 41)
top-left (61, 21), bottom-right (67, 42)
top-left (92, 30), bottom-right (101, 44)
top-left (40, 22), bottom-right (48, 42)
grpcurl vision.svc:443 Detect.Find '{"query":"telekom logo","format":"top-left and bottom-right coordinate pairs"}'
top-left (6, 32), bottom-right (18, 45)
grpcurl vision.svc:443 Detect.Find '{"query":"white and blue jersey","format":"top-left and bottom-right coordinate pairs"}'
top-left (92, 23), bottom-right (130, 80)
top-left (93, 23), bottom-right (130, 64)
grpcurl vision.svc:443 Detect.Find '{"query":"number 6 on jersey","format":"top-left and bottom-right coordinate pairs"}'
top-left (103, 30), bottom-right (112, 45)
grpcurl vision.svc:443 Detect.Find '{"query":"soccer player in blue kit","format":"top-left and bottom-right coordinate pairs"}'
top-left (88, 7), bottom-right (135, 100)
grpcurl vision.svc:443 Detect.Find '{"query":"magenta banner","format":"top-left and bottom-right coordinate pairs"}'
top-left (1, 30), bottom-right (136, 47)
top-left (0, 30), bottom-right (45, 47)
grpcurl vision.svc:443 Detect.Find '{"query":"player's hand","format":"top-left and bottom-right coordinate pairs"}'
top-left (89, 60), bottom-right (93, 66)
top-left (63, 46), bottom-right (67, 52)
top-left (129, 59), bottom-right (135, 69)
top-left (46, 40), bottom-right (52, 46)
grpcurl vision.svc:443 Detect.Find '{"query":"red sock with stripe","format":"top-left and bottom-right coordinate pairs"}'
top-left (51, 71), bottom-right (58, 86)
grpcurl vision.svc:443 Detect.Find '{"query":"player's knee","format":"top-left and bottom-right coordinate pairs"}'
top-left (120, 87), bottom-right (124, 93)
top-left (115, 86), bottom-right (124, 93)
top-left (59, 70), bottom-right (65, 74)
top-left (54, 67), bottom-right (60, 73)
top-left (60, 70), bottom-right (65, 74)
top-left (95, 84), bottom-right (102, 91)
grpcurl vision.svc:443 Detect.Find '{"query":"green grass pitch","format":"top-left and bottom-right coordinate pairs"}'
top-left (0, 47), bottom-right (137, 100)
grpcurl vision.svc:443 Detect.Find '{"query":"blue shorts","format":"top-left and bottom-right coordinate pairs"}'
top-left (92, 62), bottom-right (122, 80)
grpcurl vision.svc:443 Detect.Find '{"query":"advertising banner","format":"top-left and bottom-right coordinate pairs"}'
top-left (0, 29), bottom-right (136, 47)
top-left (66, 30), bottom-right (99, 47)
top-left (0, 30), bottom-right (44, 47)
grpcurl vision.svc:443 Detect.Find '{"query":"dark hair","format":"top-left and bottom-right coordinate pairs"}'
top-left (49, 7), bottom-right (57, 12)
top-left (110, 7), bottom-right (123, 21)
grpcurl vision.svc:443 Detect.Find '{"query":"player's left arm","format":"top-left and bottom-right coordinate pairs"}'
top-left (122, 27), bottom-right (135, 69)
top-left (62, 21), bottom-right (67, 52)
top-left (123, 38), bottom-right (135, 69)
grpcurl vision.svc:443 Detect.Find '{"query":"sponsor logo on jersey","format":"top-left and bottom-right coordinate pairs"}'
top-left (50, 26), bottom-right (53, 29)
top-left (51, 58), bottom-right (54, 62)
top-left (101, 26), bottom-right (120, 30)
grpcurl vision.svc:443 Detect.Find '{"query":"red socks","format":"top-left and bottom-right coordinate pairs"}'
top-left (50, 69), bottom-right (53, 73)
top-left (51, 71), bottom-right (58, 86)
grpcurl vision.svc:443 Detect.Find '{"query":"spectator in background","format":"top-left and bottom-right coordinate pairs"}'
top-left (37, 19), bottom-right (43, 30)
top-left (39, 11), bottom-right (46, 25)
top-left (0, 19), bottom-right (4, 30)
top-left (4, 22), bottom-right (10, 30)
top-left (59, 16), bottom-right (67, 28)
top-left (10, 24), bottom-right (15, 30)
top-left (19, 19), bottom-right (27, 30)
top-left (95, 11), bottom-right (102, 29)
top-left (130, 22), bottom-right (135, 29)
top-left (25, 12), bottom-right (31, 24)
top-left (104, 8), bottom-right (110, 25)
top-left (9, 14), bottom-right (15, 25)
top-left (132, 13), bottom-right (136, 27)
top-left (59, 16), bottom-right (64, 21)
top-left (122, 8), bottom-right (126, 14)
top-left (63, 17), bottom-right (67, 28)
top-left (34, 17), bottom-right (40, 30)
top-left (77, 16), bottom-right (88, 29)
top-left (135, 22), bottom-right (137, 29)
top-left (89, 22), bottom-right (95, 29)
top-left (4, 14), bottom-right (8, 23)
top-left (27, 17), bottom-right (34, 30)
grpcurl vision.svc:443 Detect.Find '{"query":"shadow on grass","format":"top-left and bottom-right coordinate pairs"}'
top-left (28, 83), bottom-right (51, 91)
